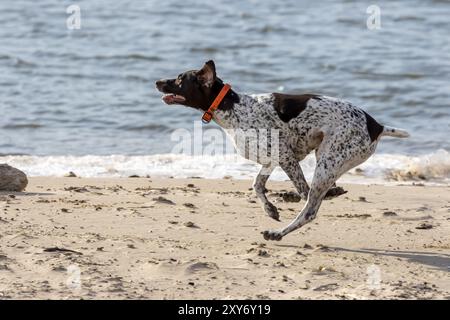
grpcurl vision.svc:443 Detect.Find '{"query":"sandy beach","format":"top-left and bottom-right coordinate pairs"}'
top-left (0, 177), bottom-right (449, 299)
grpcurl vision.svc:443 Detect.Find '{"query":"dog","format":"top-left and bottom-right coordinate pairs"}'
top-left (156, 60), bottom-right (409, 241)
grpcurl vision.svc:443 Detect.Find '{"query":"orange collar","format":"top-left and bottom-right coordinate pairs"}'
top-left (202, 84), bottom-right (231, 124)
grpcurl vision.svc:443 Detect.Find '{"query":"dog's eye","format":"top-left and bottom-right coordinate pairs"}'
top-left (175, 78), bottom-right (182, 87)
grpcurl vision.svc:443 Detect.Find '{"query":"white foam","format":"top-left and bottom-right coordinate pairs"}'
top-left (1, 149), bottom-right (449, 185)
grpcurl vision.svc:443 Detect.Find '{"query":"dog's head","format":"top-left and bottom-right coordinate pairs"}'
top-left (156, 60), bottom-right (237, 111)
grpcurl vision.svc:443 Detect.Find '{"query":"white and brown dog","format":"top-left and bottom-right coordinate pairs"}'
top-left (156, 60), bottom-right (409, 241)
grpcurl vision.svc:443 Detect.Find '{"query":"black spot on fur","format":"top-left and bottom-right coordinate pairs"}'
top-left (272, 93), bottom-right (319, 122)
top-left (363, 111), bottom-right (384, 142)
top-left (305, 208), bottom-right (316, 220)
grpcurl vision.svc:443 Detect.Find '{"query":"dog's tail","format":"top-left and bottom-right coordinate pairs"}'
top-left (380, 126), bottom-right (410, 138)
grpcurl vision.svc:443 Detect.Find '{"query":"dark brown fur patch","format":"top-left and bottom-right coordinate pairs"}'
top-left (272, 93), bottom-right (319, 122)
top-left (363, 111), bottom-right (384, 142)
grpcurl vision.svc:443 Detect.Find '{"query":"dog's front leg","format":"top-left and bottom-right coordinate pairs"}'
top-left (253, 165), bottom-right (279, 221)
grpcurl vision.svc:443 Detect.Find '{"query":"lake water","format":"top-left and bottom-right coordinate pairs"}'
top-left (0, 0), bottom-right (449, 183)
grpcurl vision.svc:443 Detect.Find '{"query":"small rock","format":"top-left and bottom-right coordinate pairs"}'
top-left (281, 191), bottom-right (302, 202)
top-left (186, 262), bottom-right (218, 273)
top-left (258, 249), bottom-right (269, 257)
top-left (383, 211), bottom-right (397, 217)
top-left (416, 223), bottom-right (433, 230)
top-left (152, 196), bottom-right (175, 205)
top-left (184, 221), bottom-right (199, 228)
top-left (324, 186), bottom-right (348, 199)
top-left (313, 283), bottom-right (339, 291)
top-left (52, 266), bottom-right (67, 272)
top-left (275, 261), bottom-right (286, 267)
top-left (64, 171), bottom-right (77, 178)
top-left (64, 186), bottom-right (89, 193)
top-left (0, 164), bottom-right (28, 191)
top-left (0, 264), bottom-right (10, 271)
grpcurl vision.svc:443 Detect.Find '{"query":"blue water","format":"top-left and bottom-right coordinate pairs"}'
top-left (1, 0), bottom-right (449, 156)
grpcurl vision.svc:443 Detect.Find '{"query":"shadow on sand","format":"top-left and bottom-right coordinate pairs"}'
top-left (0, 191), bottom-right (54, 197)
top-left (331, 247), bottom-right (450, 272)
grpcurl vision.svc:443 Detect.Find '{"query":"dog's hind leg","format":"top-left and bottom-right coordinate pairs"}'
top-left (253, 165), bottom-right (279, 221)
top-left (262, 134), bottom-right (374, 241)
top-left (262, 162), bottom-right (336, 241)
top-left (314, 149), bottom-right (347, 199)
top-left (279, 157), bottom-right (310, 201)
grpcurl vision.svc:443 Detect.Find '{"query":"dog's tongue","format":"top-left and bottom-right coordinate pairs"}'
top-left (162, 94), bottom-right (176, 104)
top-left (162, 94), bottom-right (186, 105)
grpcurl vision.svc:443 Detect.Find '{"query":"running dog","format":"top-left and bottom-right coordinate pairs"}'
top-left (155, 60), bottom-right (409, 241)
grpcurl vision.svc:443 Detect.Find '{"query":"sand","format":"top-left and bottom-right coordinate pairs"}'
top-left (0, 177), bottom-right (449, 300)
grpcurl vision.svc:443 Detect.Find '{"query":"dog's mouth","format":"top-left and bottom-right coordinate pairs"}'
top-left (162, 94), bottom-right (186, 105)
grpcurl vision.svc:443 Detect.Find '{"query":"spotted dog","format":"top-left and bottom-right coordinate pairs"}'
top-left (156, 60), bottom-right (409, 241)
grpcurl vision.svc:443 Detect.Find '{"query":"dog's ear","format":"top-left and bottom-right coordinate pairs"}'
top-left (197, 60), bottom-right (216, 88)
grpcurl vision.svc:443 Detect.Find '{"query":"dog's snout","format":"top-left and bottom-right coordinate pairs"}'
top-left (155, 79), bottom-right (165, 89)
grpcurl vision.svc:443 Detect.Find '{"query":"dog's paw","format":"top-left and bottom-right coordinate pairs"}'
top-left (261, 230), bottom-right (283, 241)
top-left (324, 186), bottom-right (347, 200)
top-left (264, 202), bottom-right (280, 221)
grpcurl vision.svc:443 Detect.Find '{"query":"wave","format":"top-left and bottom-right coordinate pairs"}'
top-left (0, 54), bottom-right (36, 67)
top-left (117, 124), bottom-right (171, 132)
top-left (0, 150), bottom-right (449, 185)
top-left (2, 123), bottom-right (44, 129)
top-left (68, 53), bottom-right (162, 62)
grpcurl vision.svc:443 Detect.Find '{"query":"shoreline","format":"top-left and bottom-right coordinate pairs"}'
top-left (1, 149), bottom-right (449, 186)
top-left (0, 177), bottom-right (449, 299)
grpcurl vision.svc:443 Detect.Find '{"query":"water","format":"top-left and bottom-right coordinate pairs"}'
top-left (0, 0), bottom-right (449, 182)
